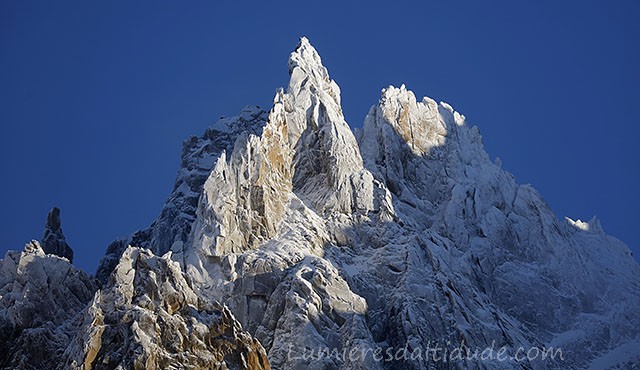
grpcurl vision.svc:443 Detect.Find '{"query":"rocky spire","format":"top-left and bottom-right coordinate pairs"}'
top-left (41, 207), bottom-right (74, 262)
top-left (283, 37), bottom-right (375, 214)
top-left (191, 38), bottom-right (375, 257)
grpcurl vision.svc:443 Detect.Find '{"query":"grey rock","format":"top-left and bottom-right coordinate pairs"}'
top-left (64, 247), bottom-right (270, 370)
top-left (0, 241), bottom-right (97, 369)
top-left (95, 106), bottom-right (268, 283)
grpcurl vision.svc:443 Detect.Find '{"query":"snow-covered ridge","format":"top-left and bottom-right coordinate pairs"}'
top-left (1, 37), bottom-right (639, 370)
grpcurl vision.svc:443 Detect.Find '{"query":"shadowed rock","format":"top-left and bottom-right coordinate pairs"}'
top-left (42, 207), bottom-right (74, 263)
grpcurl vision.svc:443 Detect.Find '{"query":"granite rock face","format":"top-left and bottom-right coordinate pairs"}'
top-left (0, 209), bottom-right (95, 369)
top-left (1, 37), bottom-right (639, 370)
top-left (0, 241), bottom-right (97, 369)
top-left (95, 106), bottom-right (268, 283)
top-left (1, 211), bottom-right (269, 369)
top-left (65, 247), bottom-right (269, 370)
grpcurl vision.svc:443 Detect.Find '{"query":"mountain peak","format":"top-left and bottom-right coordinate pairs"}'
top-left (41, 206), bottom-right (73, 262)
top-left (288, 36), bottom-right (326, 77)
top-left (5, 38), bottom-right (638, 370)
top-left (286, 37), bottom-right (341, 107)
top-left (46, 206), bottom-right (62, 231)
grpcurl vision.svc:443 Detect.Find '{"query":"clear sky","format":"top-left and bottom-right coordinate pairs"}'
top-left (1, 0), bottom-right (638, 273)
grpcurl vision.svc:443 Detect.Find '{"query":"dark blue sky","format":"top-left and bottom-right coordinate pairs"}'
top-left (1, 0), bottom-right (638, 273)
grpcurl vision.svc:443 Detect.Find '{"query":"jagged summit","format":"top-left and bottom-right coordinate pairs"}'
top-left (288, 36), bottom-right (325, 77)
top-left (41, 206), bottom-right (73, 262)
top-left (2, 37), bottom-right (639, 369)
top-left (184, 39), bottom-right (640, 368)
